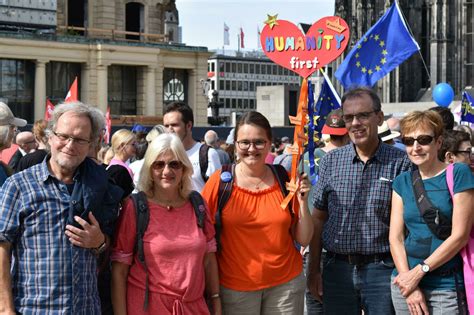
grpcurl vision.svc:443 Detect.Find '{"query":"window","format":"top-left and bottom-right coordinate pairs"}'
top-left (225, 98), bottom-right (230, 108)
top-left (125, 2), bottom-right (144, 40)
top-left (109, 65), bottom-right (138, 115)
top-left (219, 62), bottom-right (225, 72)
top-left (163, 68), bottom-right (188, 107)
top-left (46, 61), bottom-right (81, 105)
top-left (238, 81), bottom-right (243, 91)
top-left (267, 65), bottom-right (272, 74)
top-left (231, 81), bottom-right (236, 91)
top-left (278, 66), bottom-right (283, 75)
top-left (211, 63), bottom-right (215, 72)
top-left (250, 81), bottom-right (255, 91)
top-left (231, 63), bottom-right (236, 73)
top-left (225, 80), bottom-right (231, 90)
top-left (238, 99), bottom-right (242, 108)
top-left (219, 80), bottom-right (224, 90)
top-left (250, 64), bottom-right (255, 73)
top-left (211, 81), bottom-right (215, 90)
top-left (225, 62), bottom-right (231, 72)
top-left (0, 59), bottom-right (35, 122)
top-left (67, 0), bottom-right (86, 34)
top-left (262, 64), bottom-right (266, 74)
top-left (237, 63), bottom-right (242, 73)
top-left (249, 99), bottom-right (255, 109)
top-left (243, 81), bottom-right (248, 91)
top-left (244, 63), bottom-right (248, 73)
top-left (232, 98), bottom-right (236, 108)
top-left (256, 64), bottom-right (260, 74)
top-left (243, 98), bottom-right (248, 109)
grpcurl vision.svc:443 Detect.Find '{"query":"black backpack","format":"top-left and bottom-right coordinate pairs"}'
top-left (199, 143), bottom-right (211, 182)
top-left (215, 163), bottom-right (295, 249)
top-left (131, 190), bottom-right (207, 310)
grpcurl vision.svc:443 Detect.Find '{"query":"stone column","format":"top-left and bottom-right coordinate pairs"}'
top-left (96, 64), bottom-right (108, 113)
top-left (34, 59), bottom-right (48, 121)
top-left (155, 64), bottom-right (164, 115)
top-left (81, 63), bottom-right (91, 104)
top-left (145, 66), bottom-right (156, 116)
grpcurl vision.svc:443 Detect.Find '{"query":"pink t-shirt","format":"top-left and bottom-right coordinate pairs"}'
top-left (111, 198), bottom-right (216, 315)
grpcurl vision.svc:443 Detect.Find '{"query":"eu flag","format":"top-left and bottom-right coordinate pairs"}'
top-left (314, 79), bottom-right (341, 135)
top-left (461, 92), bottom-right (474, 124)
top-left (334, 1), bottom-right (419, 89)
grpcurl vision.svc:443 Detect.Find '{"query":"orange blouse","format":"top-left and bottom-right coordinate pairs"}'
top-left (201, 169), bottom-right (302, 291)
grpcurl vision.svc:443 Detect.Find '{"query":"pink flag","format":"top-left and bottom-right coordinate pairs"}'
top-left (44, 99), bottom-right (55, 121)
top-left (64, 77), bottom-right (78, 103)
top-left (103, 106), bottom-right (112, 144)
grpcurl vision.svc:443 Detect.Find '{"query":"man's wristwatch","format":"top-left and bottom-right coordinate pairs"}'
top-left (93, 236), bottom-right (107, 255)
top-left (420, 261), bottom-right (430, 273)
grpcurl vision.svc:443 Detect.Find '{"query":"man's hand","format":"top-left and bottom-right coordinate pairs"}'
top-left (65, 212), bottom-right (105, 249)
top-left (307, 271), bottom-right (323, 303)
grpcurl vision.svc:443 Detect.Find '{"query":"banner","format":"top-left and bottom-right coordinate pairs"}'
top-left (65, 77), bottom-right (78, 103)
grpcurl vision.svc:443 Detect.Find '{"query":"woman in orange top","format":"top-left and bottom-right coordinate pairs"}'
top-left (201, 111), bottom-right (313, 314)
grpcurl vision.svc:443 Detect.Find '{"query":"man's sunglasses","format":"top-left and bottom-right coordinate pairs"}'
top-left (401, 135), bottom-right (434, 146)
top-left (151, 160), bottom-right (183, 170)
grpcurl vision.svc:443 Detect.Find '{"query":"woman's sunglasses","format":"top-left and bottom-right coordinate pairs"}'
top-left (401, 135), bottom-right (434, 146)
top-left (151, 160), bottom-right (183, 170)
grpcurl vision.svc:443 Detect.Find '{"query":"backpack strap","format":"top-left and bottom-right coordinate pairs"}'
top-left (268, 164), bottom-right (296, 235)
top-left (189, 190), bottom-right (207, 229)
top-left (199, 144), bottom-right (211, 182)
top-left (411, 169), bottom-right (435, 217)
top-left (131, 191), bottom-right (150, 310)
top-left (446, 163), bottom-right (454, 199)
top-left (215, 164), bottom-right (234, 249)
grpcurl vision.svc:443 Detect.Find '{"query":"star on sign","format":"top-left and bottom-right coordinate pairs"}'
top-left (264, 14), bottom-right (279, 29)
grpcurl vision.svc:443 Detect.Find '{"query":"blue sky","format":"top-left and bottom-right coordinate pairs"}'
top-left (178, 0), bottom-right (335, 51)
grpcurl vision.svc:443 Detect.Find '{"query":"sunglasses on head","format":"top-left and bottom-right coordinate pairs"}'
top-left (152, 160), bottom-right (183, 170)
top-left (401, 135), bottom-right (434, 146)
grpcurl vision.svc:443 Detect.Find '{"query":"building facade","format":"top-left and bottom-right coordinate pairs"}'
top-left (0, 0), bottom-right (211, 125)
top-left (207, 54), bottom-right (301, 124)
top-left (333, 0), bottom-right (473, 102)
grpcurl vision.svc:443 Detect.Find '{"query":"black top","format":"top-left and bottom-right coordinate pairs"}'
top-left (16, 149), bottom-right (49, 173)
top-left (105, 164), bottom-right (134, 199)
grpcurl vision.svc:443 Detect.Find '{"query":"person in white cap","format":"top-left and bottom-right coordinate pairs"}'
top-left (378, 121), bottom-right (405, 151)
top-left (0, 102), bottom-right (27, 185)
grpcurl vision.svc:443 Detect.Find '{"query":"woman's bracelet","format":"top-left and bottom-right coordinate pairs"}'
top-left (210, 293), bottom-right (220, 299)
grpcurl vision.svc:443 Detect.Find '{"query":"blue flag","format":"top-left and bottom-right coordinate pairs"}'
top-left (314, 80), bottom-right (341, 135)
top-left (335, 1), bottom-right (419, 89)
top-left (461, 92), bottom-right (474, 124)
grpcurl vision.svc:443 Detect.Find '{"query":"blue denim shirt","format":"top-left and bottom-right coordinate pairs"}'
top-left (0, 157), bottom-right (122, 314)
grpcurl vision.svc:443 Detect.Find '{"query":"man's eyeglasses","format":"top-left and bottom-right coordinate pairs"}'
top-left (401, 135), bottom-right (434, 146)
top-left (53, 131), bottom-right (91, 146)
top-left (342, 110), bottom-right (378, 123)
top-left (236, 140), bottom-right (267, 150)
top-left (453, 150), bottom-right (473, 158)
top-left (151, 160), bottom-right (183, 171)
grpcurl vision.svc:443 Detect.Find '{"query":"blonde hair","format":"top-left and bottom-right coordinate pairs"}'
top-left (111, 129), bottom-right (135, 153)
top-left (400, 110), bottom-right (444, 139)
top-left (137, 133), bottom-right (193, 200)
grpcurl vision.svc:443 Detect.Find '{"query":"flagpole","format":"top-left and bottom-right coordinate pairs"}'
top-left (237, 34), bottom-right (240, 53)
top-left (319, 68), bottom-right (341, 104)
top-left (394, 0), bottom-right (431, 83)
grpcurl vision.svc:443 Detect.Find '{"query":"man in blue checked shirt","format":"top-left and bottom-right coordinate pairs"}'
top-left (0, 102), bottom-right (122, 314)
top-left (307, 87), bottom-right (412, 314)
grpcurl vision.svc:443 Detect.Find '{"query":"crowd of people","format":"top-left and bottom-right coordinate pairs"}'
top-left (0, 86), bottom-right (472, 315)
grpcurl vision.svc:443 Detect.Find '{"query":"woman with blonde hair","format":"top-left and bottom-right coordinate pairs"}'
top-left (109, 129), bottom-right (137, 177)
top-left (389, 110), bottom-right (474, 314)
top-left (111, 133), bottom-right (220, 315)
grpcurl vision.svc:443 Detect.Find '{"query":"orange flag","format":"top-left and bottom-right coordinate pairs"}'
top-left (44, 99), bottom-right (55, 121)
top-left (64, 77), bottom-right (78, 103)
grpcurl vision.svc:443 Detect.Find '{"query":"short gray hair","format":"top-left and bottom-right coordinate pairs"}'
top-left (204, 130), bottom-right (218, 146)
top-left (48, 102), bottom-right (105, 143)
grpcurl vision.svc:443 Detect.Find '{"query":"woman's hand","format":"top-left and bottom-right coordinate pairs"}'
top-left (297, 172), bottom-right (310, 204)
top-left (393, 266), bottom-right (425, 297)
top-left (405, 287), bottom-right (429, 315)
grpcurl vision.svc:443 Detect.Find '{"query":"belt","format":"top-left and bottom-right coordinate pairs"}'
top-left (327, 251), bottom-right (391, 266)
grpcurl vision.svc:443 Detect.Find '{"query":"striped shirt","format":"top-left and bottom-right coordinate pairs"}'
top-left (313, 141), bottom-right (412, 255)
top-left (0, 160), bottom-right (101, 314)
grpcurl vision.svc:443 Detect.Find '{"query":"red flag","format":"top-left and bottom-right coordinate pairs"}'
top-left (103, 106), bottom-right (112, 144)
top-left (44, 99), bottom-right (55, 121)
top-left (240, 27), bottom-right (245, 48)
top-left (64, 77), bottom-right (78, 103)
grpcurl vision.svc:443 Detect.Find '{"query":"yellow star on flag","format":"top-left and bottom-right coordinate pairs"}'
top-left (355, 53), bottom-right (359, 58)
top-left (368, 69), bottom-right (373, 75)
top-left (356, 61), bottom-right (361, 67)
top-left (264, 14), bottom-right (279, 29)
top-left (375, 65), bottom-right (381, 71)
top-left (374, 34), bottom-right (380, 41)
top-left (382, 49), bottom-right (388, 55)
top-left (361, 67), bottom-right (367, 73)
top-left (381, 58), bottom-right (386, 64)
top-left (379, 40), bottom-right (385, 47)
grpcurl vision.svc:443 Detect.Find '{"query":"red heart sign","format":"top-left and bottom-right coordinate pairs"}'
top-left (260, 17), bottom-right (350, 78)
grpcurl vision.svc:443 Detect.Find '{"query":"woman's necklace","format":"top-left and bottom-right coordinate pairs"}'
top-left (239, 166), bottom-right (267, 190)
top-left (151, 195), bottom-right (184, 211)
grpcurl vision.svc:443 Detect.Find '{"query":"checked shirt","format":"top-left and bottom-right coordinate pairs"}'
top-left (0, 160), bottom-right (101, 315)
top-left (313, 141), bottom-right (412, 255)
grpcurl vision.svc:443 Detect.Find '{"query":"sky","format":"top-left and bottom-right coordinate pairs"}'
top-left (178, 0), bottom-right (335, 51)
